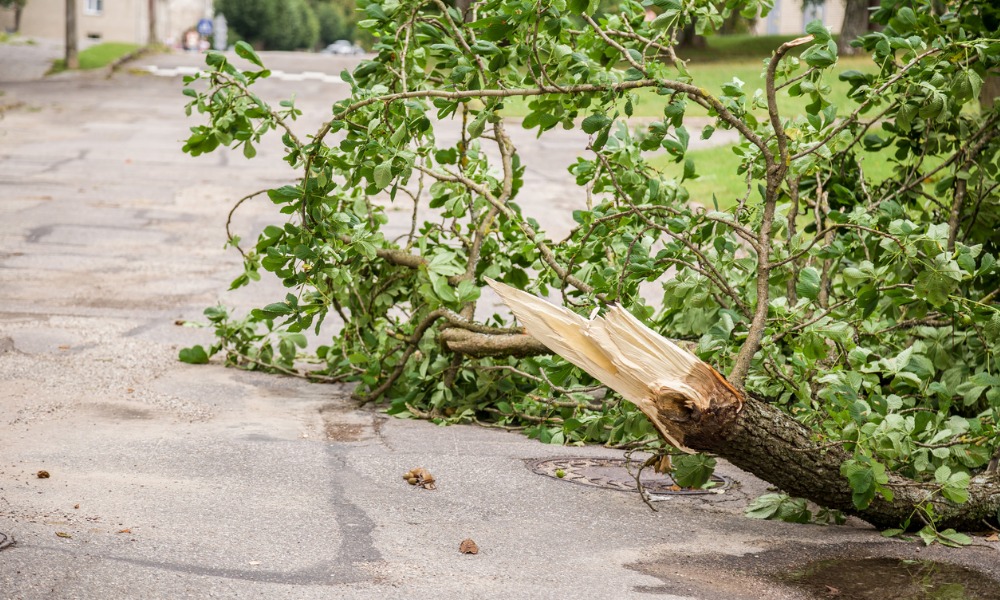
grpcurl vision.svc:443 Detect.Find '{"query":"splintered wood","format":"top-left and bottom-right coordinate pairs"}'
top-left (486, 278), bottom-right (744, 451)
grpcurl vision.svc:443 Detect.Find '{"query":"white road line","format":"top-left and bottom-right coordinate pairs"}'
top-left (141, 65), bottom-right (346, 84)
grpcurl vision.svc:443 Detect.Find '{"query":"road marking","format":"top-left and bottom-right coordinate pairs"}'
top-left (141, 65), bottom-right (346, 84)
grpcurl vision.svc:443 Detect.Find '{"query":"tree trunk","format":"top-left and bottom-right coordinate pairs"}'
top-left (677, 22), bottom-right (707, 50)
top-left (837, 0), bottom-right (870, 56)
top-left (981, 76), bottom-right (1000, 111)
top-left (14, 3), bottom-right (22, 32)
top-left (65, 0), bottom-right (78, 69)
top-left (454, 0), bottom-right (472, 22)
top-left (686, 395), bottom-right (1000, 531)
top-left (486, 279), bottom-right (1000, 532)
top-left (148, 0), bottom-right (158, 45)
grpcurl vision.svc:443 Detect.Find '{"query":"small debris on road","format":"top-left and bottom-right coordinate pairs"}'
top-left (55, 532), bottom-right (72, 539)
top-left (402, 467), bottom-right (436, 490)
top-left (459, 539), bottom-right (479, 555)
top-left (36, 470), bottom-right (50, 479)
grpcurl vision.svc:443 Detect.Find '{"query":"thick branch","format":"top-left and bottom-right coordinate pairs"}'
top-left (727, 37), bottom-right (813, 387)
top-left (765, 35), bottom-right (814, 167)
top-left (439, 329), bottom-right (549, 358)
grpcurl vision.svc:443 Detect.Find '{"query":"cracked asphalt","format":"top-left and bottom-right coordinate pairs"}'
top-left (1, 44), bottom-right (998, 599)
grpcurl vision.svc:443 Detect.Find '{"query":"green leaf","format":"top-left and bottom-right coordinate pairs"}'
top-left (804, 20), bottom-right (831, 42)
top-left (936, 529), bottom-right (972, 547)
top-left (581, 114), bottom-right (611, 134)
top-left (427, 251), bottom-right (464, 276)
top-left (178, 345), bottom-right (209, 364)
top-left (841, 457), bottom-right (888, 510)
top-left (671, 454), bottom-right (716, 489)
top-left (745, 493), bottom-right (811, 523)
top-left (234, 41), bottom-right (263, 68)
top-left (745, 493), bottom-right (785, 519)
top-left (373, 161), bottom-right (393, 189)
top-left (261, 302), bottom-right (294, 316)
top-left (467, 111), bottom-right (487, 139)
top-left (915, 270), bottom-right (957, 307)
top-left (796, 267), bottom-right (821, 300)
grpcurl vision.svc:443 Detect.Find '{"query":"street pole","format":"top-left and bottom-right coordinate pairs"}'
top-left (65, 0), bottom-right (78, 69)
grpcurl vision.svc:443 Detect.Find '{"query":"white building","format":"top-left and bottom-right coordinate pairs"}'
top-left (754, 0), bottom-right (848, 35)
top-left (1, 0), bottom-right (213, 46)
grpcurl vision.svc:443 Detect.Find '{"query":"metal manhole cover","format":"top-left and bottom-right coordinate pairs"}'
top-left (527, 457), bottom-right (731, 495)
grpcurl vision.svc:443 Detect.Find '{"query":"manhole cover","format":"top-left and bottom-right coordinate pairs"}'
top-left (527, 457), bottom-right (731, 496)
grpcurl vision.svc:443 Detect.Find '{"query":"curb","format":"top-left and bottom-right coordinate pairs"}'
top-left (107, 44), bottom-right (163, 78)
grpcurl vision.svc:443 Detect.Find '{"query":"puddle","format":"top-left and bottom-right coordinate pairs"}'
top-left (781, 557), bottom-right (999, 599)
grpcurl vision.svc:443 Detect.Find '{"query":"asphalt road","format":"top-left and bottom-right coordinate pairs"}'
top-left (1, 46), bottom-right (998, 599)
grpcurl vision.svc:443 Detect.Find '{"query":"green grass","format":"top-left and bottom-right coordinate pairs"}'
top-left (48, 42), bottom-right (141, 74)
top-left (651, 144), bottom-right (746, 209)
top-left (0, 32), bottom-right (37, 45)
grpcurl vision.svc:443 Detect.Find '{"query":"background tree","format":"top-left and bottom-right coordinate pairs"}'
top-left (181, 0), bottom-right (1000, 538)
top-left (1, 0), bottom-right (27, 32)
top-left (65, 0), bottom-right (77, 68)
top-left (216, 0), bottom-right (320, 50)
top-left (314, 0), bottom-right (357, 45)
top-left (836, 0), bottom-right (874, 55)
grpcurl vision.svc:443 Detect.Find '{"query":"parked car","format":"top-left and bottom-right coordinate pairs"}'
top-left (321, 40), bottom-right (365, 55)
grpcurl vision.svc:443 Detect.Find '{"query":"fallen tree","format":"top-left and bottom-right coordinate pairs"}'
top-left (180, 0), bottom-right (1000, 537)
top-left (490, 278), bottom-right (1000, 531)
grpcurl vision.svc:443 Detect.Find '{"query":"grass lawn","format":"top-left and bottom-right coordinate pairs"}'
top-left (49, 42), bottom-right (141, 73)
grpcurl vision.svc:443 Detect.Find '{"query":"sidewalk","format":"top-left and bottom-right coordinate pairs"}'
top-left (0, 53), bottom-right (997, 599)
top-left (0, 36), bottom-right (62, 82)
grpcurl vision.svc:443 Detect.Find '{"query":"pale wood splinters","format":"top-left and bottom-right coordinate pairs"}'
top-left (486, 279), bottom-right (744, 452)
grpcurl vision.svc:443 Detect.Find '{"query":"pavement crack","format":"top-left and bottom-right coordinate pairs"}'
top-left (40, 149), bottom-right (89, 174)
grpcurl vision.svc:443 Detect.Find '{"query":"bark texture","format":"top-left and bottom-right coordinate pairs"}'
top-left (439, 328), bottom-right (548, 358)
top-left (667, 393), bottom-right (1000, 531)
top-left (837, 0), bottom-right (871, 56)
top-left (982, 75), bottom-right (1000, 111)
top-left (65, 0), bottom-right (78, 69)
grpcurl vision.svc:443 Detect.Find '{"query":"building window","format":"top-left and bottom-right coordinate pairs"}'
top-left (84, 0), bottom-right (103, 15)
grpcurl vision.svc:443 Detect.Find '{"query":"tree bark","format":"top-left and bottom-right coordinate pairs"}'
top-left (837, 0), bottom-right (870, 56)
top-left (682, 394), bottom-right (1000, 531)
top-left (147, 0), bottom-right (158, 45)
top-left (981, 76), bottom-right (1000, 112)
top-left (65, 0), bottom-right (78, 69)
top-left (454, 0), bottom-right (472, 22)
top-left (676, 22), bottom-right (706, 50)
top-left (439, 328), bottom-right (549, 358)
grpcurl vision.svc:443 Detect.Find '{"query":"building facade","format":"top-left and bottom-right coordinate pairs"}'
top-left (1, 0), bottom-right (212, 46)
top-left (753, 0), bottom-right (848, 35)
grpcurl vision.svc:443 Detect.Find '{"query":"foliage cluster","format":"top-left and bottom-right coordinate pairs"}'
top-left (215, 0), bottom-right (359, 50)
top-left (180, 0), bottom-right (1000, 530)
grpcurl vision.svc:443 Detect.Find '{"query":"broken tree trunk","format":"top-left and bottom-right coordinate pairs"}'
top-left (487, 279), bottom-right (1000, 531)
